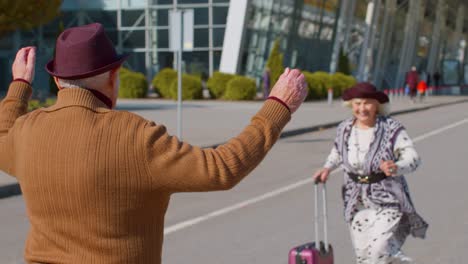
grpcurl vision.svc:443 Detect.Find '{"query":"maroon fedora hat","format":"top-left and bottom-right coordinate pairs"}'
top-left (342, 82), bottom-right (389, 104)
top-left (46, 23), bottom-right (128, 79)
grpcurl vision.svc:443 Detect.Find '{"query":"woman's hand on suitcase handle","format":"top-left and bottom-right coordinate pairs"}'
top-left (313, 167), bottom-right (330, 183)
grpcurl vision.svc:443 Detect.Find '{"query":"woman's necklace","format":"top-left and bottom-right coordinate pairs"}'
top-left (353, 127), bottom-right (363, 171)
top-left (353, 125), bottom-right (374, 172)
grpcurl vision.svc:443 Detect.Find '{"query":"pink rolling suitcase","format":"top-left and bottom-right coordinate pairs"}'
top-left (288, 182), bottom-right (334, 264)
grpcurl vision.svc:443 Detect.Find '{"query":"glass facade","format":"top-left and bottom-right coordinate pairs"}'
top-left (240, 0), bottom-right (340, 79)
top-left (0, 0), bottom-right (466, 98)
top-left (0, 0), bottom-right (230, 97)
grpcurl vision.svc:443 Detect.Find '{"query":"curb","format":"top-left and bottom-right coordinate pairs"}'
top-left (205, 98), bottom-right (468, 148)
top-left (1, 98), bottom-right (467, 199)
top-left (0, 183), bottom-right (21, 199)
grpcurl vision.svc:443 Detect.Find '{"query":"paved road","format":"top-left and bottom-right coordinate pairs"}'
top-left (1, 102), bottom-right (467, 263)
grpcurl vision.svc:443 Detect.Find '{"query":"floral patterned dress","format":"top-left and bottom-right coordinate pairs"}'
top-left (324, 116), bottom-right (428, 264)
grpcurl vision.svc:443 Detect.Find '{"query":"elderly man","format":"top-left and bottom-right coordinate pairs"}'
top-left (0, 23), bottom-right (307, 263)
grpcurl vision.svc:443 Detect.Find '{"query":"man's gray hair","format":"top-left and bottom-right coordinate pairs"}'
top-left (58, 71), bottom-right (111, 89)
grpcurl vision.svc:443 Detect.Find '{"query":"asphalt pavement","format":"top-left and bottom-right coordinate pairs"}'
top-left (1, 95), bottom-right (468, 264)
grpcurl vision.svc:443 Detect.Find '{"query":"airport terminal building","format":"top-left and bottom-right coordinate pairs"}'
top-left (0, 0), bottom-right (467, 98)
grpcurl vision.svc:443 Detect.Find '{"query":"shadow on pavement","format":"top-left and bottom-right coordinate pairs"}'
top-left (0, 184), bottom-right (21, 199)
top-left (115, 103), bottom-right (207, 111)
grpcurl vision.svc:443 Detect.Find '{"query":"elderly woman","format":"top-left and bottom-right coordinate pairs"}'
top-left (313, 82), bottom-right (428, 264)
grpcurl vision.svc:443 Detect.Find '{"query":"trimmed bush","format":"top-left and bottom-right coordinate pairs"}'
top-left (265, 38), bottom-right (284, 89)
top-left (223, 76), bottom-right (257, 100)
top-left (169, 74), bottom-right (203, 100)
top-left (303, 71), bottom-right (332, 100)
top-left (152, 68), bottom-right (177, 98)
top-left (119, 68), bottom-right (148, 98)
top-left (28, 98), bottom-right (56, 111)
top-left (206, 71), bottom-right (235, 98)
top-left (331, 72), bottom-right (357, 97)
top-left (119, 67), bottom-right (132, 76)
top-left (343, 75), bottom-right (357, 94)
top-left (337, 47), bottom-right (351, 75)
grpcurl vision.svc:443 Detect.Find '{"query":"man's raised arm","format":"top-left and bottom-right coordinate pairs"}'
top-left (0, 47), bottom-right (35, 173)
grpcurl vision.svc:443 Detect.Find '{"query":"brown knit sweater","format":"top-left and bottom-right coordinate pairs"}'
top-left (0, 81), bottom-right (291, 263)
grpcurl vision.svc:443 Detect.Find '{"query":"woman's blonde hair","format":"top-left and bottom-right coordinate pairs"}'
top-left (343, 98), bottom-right (390, 116)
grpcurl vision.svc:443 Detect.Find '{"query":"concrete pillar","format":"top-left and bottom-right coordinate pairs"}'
top-left (77, 11), bottom-right (85, 25)
top-left (208, 0), bottom-right (214, 76)
top-left (219, 0), bottom-right (249, 74)
top-left (285, 0), bottom-right (304, 68)
top-left (117, 0), bottom-right (123, 53)
top-left (362, 0), bottom-right (381, 81)
top-left (395, 0), bottom-right (422, 88)
top-left (342, 0), bottom-right (357, 53)
top-left (373, 0), bottom-right (397, 87)
top-left (357, 0), bottom-right (381, 82)
top-left (454, 5), bottom-right (465, 62)
top-left (145, 3), bottom-right (152, 84)
top-left (151, 9), bottom-right (158, 72)
top-left (329, 0), bottom-right (350, 73)
top-left (426, 0), bottom-right (446, 75)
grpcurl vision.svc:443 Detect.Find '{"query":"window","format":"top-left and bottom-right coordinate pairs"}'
top-left (152, 0), bottom-right (173, 4)
top-left (213, 6), bottom-right (229, 25)
top-left (157, 9), bottom-right (169, 26)
top-left (194, 28), bottom-right (209, 47)
top-left (122, 10), bottom-right (145, 27)
top-left (213, 50), bottom-right (222, 71)
top-left (194, 8), bottom-right (209, 25)
top-left (87, 11), bottom-right (117, 28)
top-left (0, 58), bottom-right (8, 95)
top-left (158, 52), bottom-right (174, 69)
top-left (213, 28), bottom-right (225, 47)
top-left (178, 0), bottom-right (208, 3)
top-left (157, 30), bottom-right (169, 48)
top-left (183, 51), bottom-right (209, 75)
top-left (124, 52), bottom-right (146, 73)
top-left (122, 30), bottom-right (145, 48)
top-left (106, 29), bottom-right (118, 45)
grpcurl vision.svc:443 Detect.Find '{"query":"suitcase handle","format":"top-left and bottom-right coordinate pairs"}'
top-left (314, 181), bottom-right (330, 253)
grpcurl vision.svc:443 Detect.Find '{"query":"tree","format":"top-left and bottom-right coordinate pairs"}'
top-left (0, 0), bottom-right (62, 37)
top-left (337, 47), bottom-right (351, 75)
top-left (49, 20), bottom-right (64, 96)
top-left (265, 38), bottom-right (284, 89)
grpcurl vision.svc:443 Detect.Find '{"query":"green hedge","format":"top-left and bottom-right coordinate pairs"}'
top-left (206, 71), bottom-right (235, 99)
top-left (303, 71), bottom-right (356, 100)
top-left (152, 68), bottom-right (177, 98)
top-left (303, 71), bottom-right (331, 100)
top-left (330, 72), bottom-right (357, 97)
top-left (169, 74), bottom-right (203, 100)
top-left (265, 39), bottom-right (284, 89)
top-left (119, 67), bottom-right (132, 76)
top-left (223, 76), bottom-right (257, 100)
top-left (119, 68), bottom-right (148, 98)
top-left (28, 98), bottom-right (56, 111)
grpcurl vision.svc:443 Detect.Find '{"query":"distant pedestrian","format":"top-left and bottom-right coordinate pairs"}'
top-left (313, 82), bottom-right (428, 264)
top-left (425, 71), bottom-right (432, 87)
top-left (263, 68), bottom-right (271, 99)
top-left (433, 71), bottom-right (441, 92)
top-left (405, 66), bottom-right (419, 102)
top-left (417, 80), bottom-right (427, 102)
